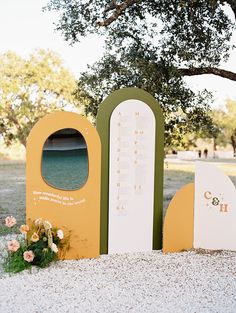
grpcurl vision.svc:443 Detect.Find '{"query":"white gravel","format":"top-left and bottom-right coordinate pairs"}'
top-left (0, 239), bottom-right (236, 313)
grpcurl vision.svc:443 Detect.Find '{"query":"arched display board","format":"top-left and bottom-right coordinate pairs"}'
top-left (163, 161), bottom-right (236, 253)
top-left (194, 162), bottom-right (236, 251)
top-left (97, 88), bottom-right (164, 254)
top-left (163, 183), bottom-right (194, 253)
top-left (26, 111), bottom-right (101, 259)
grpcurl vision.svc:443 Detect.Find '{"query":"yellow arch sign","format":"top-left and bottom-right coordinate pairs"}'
top-left (26, 111), bottom-right (101, 259)
top-left (163, 183), bottom-right (194, 253)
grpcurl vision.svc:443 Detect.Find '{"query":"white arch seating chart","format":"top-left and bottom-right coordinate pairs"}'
top-left (108, 99), bottom-right (156, 253)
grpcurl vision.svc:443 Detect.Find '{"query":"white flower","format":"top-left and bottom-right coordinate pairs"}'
top-left (57, 229), bottom-right (64, 240)
top-left (50, 243), bottom-right (58, 253)
top-left (34, 218), bottom-right (43, 226)
top-left (43, 220), bottom-right (52, 230)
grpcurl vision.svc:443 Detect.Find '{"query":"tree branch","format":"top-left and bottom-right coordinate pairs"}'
top-left (97, 1), bottom-right (236, 27)
top-left (97, 0), bottom-right (140, 26)
top-left (179, 67), bottom-right (236, 81)
top-left (104, 1), bottom-right (118, 13)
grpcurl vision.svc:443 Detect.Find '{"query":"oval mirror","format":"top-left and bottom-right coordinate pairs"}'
top-left (41, 128), bottom-right (88, 190)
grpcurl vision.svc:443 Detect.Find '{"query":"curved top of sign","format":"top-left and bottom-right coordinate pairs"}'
top-left (97, 87), bottom-right (163, 125)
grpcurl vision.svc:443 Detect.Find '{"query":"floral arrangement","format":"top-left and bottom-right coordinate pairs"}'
top-left (3, 216), bottom-right (70, 273)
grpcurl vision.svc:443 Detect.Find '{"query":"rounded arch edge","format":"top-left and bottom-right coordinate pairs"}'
top-left (26, 111), bottom-right (101, 260)
top-left (163, 183), bottom-right (194, 253)
top-left (97, 88), bottom-right (164, 254)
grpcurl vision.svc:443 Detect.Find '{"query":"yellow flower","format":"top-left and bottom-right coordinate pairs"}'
top-left (31, 232), bottom-right (39, 242)
top-left (19, 224), bottom-right (29, 234)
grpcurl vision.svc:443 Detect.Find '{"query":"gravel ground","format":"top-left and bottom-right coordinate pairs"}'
top-left (0, 239), bottom-right (236, 313)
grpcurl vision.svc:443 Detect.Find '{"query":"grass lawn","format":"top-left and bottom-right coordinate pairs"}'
top-left (1, 158), bottom-right (236, 235)
top-left (0, 161), bottom-right (25, 234)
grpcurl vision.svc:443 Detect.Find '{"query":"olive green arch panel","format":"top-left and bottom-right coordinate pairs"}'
top-left (97, 88), bottom-right (164, 254)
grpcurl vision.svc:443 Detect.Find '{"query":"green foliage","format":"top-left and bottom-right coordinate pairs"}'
top-left (0, 226), bottom-right (12, 236)
top-left (211, 99), bottom-right (236, 151)
top-left (27, 239), bottom-right (56, 268)
top-left (172, 108), bottom-right (221, 150)
top-left (44, 0), bottom-right (234, 68)
top-left (44, 1), bottom-right (234, 60)
top-left (0, 49), bottom-right (84, 148)
top-left (0, 224), bottom-right (19, 236)
top-left (44, 0), bottom-right (235, 146)
top-left (3, 239), bottom-right (30, 273)
top-left (80, 55), bottom-right (214, 146)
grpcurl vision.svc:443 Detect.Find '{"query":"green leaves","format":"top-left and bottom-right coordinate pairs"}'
top-left (27, 239), bottom-right (56, 268)
top-left (3, 241), bottom-right (30, 273)
top-left (211, 99), bottom-right (236, 151)
top-left (0, 49), bottom-right (84, 147)
top-left (44, 0), bottom-right (235, 147)
top-left (79, 49), bottom-right (214, 147)
top-left (45, 0), bottom-right (234, 67)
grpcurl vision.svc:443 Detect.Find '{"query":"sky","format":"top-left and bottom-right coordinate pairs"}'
top-left (0, 0), bottom-right (105, 74)
top-left (0, 0), bottom-right (236, 108)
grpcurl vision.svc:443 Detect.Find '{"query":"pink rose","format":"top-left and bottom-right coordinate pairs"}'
top-left (23, 251), bottom-right (35, 263)
top-left (7, 240), bottom-right (20, 252)
top-left (5, 216), bottom-right (17, 228)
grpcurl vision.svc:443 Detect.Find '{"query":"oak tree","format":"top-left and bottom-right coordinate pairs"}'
top-left (45, 0), bottom-right (236, 145)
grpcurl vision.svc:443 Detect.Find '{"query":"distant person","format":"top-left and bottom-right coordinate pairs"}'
top-left (198, 150), bottom-right (202, 158)
top-left (203, 148), bottom-right (208, 159)
top-left (231, 129), bottom-right (236, 157)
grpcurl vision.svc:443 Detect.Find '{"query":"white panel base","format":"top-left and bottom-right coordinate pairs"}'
top-left (108, 99), bottom-right (156, 254)
top-left (194, 161), bottom-right (236, 251)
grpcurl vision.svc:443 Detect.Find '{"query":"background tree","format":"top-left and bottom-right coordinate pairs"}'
top-left (211, 99), bottom-right (236, 154)
top-left (44, 0), bottom-right (236, 146)
top-left (169, 117), bottom-right (220, 151)
top-left (0, 49), bottom-right (84, 147)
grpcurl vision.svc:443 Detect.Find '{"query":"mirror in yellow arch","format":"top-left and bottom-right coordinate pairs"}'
top-left (42, 128), bottom-right (88, 191)
top-left (26, 111), bottom-right (101, 259)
